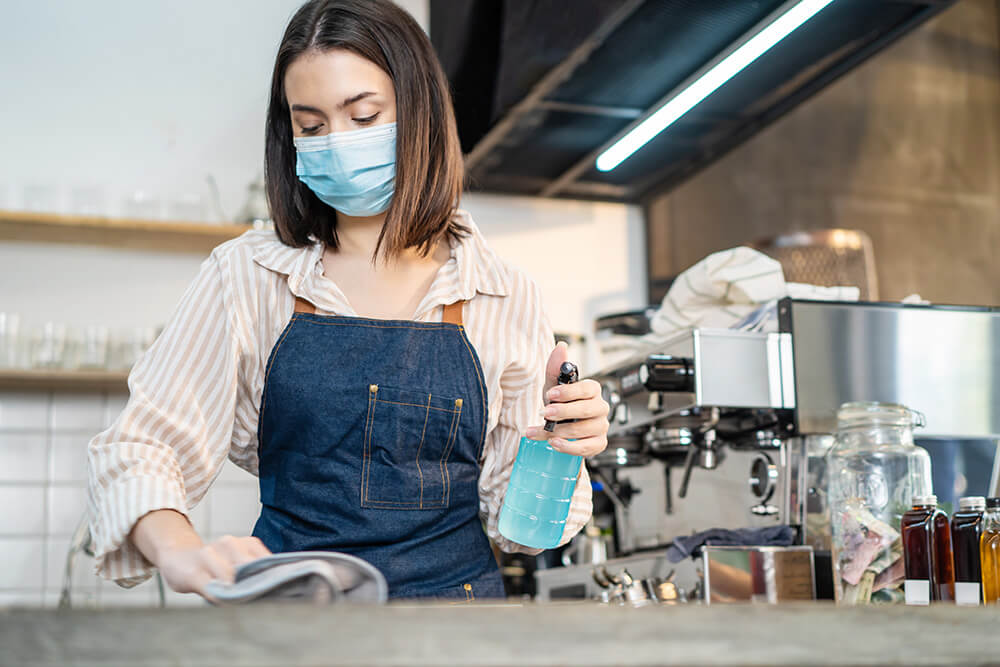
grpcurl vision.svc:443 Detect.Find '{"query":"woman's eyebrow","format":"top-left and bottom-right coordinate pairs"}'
top-left (291, 104), bottom-right (324, 114)
top-left (290, 93), bottom-right (377, 115)
top-left (339, 91), bottom-right (376, 108)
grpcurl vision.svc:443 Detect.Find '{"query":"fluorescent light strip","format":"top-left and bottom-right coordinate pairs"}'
top-left (595, 0), bottom-right (837, 172)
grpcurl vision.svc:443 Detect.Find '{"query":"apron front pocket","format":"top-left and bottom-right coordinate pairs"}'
top-left (362, 384), bottom-right (463, 509)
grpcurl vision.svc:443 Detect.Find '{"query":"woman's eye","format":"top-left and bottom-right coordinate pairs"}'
top-left (300, 125), bottom-right (322, 135)
top-left (354, 113), bottom-right (379, 125)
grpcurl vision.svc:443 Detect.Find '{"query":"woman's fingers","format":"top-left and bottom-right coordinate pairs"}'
top-left (201, 545), bottom-right (236, 584)
top-left (545, 378), bottom-right (602, 404)
top-left (541, 396), bottom-right (609, 422)
top-left (544, 416), bottom-right (609, 442)
top-left (548, 434), bottom-right (608, 458)
top-left (247, 536), bottom-right (272, 559)
top-left (214, 535), bottom-right (263, 569)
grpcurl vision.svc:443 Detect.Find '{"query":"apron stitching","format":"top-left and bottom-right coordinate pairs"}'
top-left (455, 326), bottom-right (488, 461)
top-left (362, 386), bottom-right (377, 506)
top-left (414, 394), bottom-right (431, 509)
top-left (374, 400), bottom-right (459, 413)
top-left (363, 499), bottom-right (433, 507)
top-left (440, 404), bottom-right (463, 507)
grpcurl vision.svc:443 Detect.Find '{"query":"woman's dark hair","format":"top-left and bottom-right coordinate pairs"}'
top-left (265, 0), bottom-right (468, 259)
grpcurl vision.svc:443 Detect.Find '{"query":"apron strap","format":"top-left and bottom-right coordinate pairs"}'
top-left (293, 297), bottom-right (316, 315)
top-left (441, 300), bottom-right (466, 326)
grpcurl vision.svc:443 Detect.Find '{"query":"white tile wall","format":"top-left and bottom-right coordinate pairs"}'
top-left (0, 539), bottom-right (45, 589)
top-left (48, 485), bottom-right (89, 536)
top-left (216, 459), bottom-right (256, 484)
top-left (49, 433), bottom-right (91, 482)
top-left (0, 390), bottom-right (263, 609)
top-left (50, 393), bottom-right (106, 431)
top-left (0, 432), bottom-right (48, 482)
top-left (207, 484), bottom-right (261, 539)
top-left (0, 391), bottom-right (49, 430)
top-left (0, 486), bottom-right (45, 535)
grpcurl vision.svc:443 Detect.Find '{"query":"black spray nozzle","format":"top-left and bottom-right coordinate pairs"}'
top-left (544, 361), bottom-right (579, 433)
top-left (557, 361), bottom-right (579, 386)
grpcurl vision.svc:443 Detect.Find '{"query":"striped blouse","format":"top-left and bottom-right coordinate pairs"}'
top-left (87, 209), bottom-right (593, 586)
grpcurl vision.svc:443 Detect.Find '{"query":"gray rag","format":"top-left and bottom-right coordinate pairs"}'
top-left (203, 551), bottom-right (388, 604)
top-left (665, 525), bottom-right (796, 563)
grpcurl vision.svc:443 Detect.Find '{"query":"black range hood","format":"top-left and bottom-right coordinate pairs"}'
top-left (430, 0), bottom-right (956, 203)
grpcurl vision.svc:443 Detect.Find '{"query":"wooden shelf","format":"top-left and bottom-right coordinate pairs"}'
top-left (0, 209), bottom-right (251, 253)
top-left (0, 369), bottom-right (129, 393)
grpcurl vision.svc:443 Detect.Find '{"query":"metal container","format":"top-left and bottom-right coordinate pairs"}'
top-left (702, 545), bottom-right (815, 604)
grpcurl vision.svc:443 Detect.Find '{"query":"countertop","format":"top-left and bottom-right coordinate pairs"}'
top-left (2, 601), bottom-right (997, 666)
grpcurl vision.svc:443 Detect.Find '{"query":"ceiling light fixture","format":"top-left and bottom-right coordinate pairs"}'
top-left (595, 0), bottom-right (838, 172)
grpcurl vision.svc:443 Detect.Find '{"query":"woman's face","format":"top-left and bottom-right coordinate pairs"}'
top-left (285, 48), bottom-right (397, 137)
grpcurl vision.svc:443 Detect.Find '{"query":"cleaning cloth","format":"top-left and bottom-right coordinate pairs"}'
top-left (666, 525), bottom-right (796, 563)
top-left (203, 551), bottom-right (388, 604)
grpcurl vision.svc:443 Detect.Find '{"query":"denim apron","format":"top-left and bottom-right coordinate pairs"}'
top-left (251, 296), bottom-right (505, 600)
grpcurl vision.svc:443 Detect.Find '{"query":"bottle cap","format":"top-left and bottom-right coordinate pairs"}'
top-left (912, 495), bottom-right (937, 507)
top-left (959, 496), bottom-right (986, 510)
top-left (987, 497), bottom-right (1000, 509)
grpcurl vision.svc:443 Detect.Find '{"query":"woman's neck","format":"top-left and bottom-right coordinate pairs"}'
top-left (334, 211), bottom-right (388, 259)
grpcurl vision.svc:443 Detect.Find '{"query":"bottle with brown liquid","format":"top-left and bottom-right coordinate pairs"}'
top-left (901, 495), bottom-right (954, 604)
top-left (980, 497), bottom-right (1000, 604)
top-left (951, 496), bottom-right (985, 606)
top-left (933, 501), bottom-right (955, 602)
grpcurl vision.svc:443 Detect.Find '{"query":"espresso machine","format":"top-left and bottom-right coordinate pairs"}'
top-left (533, 299), bottom-right (1000, 601)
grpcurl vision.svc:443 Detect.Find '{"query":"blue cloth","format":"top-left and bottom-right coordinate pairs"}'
top-left (666, 525), bottom-right (796, 563)
top-left (251, 307), bottom-right (504, 600)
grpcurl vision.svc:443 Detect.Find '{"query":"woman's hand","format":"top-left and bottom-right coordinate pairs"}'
top-left (131, 509), bottom-right (271, 600)
top-left (524, 342), bottom-right (610, 458)
top-left (158, 535), bottom-right (272, 599)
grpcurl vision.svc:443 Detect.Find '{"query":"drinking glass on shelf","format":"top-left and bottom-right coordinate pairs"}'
top-left (0, 313), bottom-right (21, 369)
top-left (78, 325), bottom-right (110, 369)
top-left (31, 322), bottom-right (68, 369)
top-left (111, 326), bottom-right (158, 371)
top-left (123, 190), bottom-right (162, 220)
top-left (23, 185), bottom-right (62, 214)
top-left (70, 186), bottom-right (108, 218)
top-left (167, 193), bottom-right (208, 223)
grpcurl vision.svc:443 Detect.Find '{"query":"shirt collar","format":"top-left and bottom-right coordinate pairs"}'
top-left (251, 209), bottom-right (510, 311)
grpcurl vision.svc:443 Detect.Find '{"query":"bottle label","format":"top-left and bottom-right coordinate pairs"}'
top-left (955, 582), bottom-right (981, 606)
top-left (904, 580), bottom-right (930, 606)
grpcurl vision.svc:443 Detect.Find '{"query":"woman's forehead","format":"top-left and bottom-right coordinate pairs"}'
top-left (285, 49), bottom-right (394, 106)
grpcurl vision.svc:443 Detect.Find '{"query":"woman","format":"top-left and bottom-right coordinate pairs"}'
top-left (88, 0), bottom-right (609, 601)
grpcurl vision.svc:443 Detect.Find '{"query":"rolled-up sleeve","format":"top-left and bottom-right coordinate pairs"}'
top-left (87, 252), bottom-right (241, 586)
top-left (479, 280), bottom-right (592, 554)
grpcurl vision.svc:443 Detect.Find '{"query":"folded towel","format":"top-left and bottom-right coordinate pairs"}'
top-left (644, 247), bottom-right (860, 342)
top-left (665, 525), bottom-right (796, 563)
top-left (203, 551), bottom-right (388, 604)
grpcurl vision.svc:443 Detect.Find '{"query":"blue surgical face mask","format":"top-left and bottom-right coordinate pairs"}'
top-left (293, 122), bottom-right (396, 217)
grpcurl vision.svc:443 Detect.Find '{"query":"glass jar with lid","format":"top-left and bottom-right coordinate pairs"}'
top-left (827, 402), bottom-right (932, 604)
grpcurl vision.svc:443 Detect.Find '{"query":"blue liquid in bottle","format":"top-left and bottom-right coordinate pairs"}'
top-left (498, 436), bottom-right (582, 549)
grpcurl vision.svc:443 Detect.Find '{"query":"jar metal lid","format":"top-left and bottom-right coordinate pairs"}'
top-left (959, 496), bottom-right (986, 510)
top-left (912, 495), bottom-right (937, 507)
